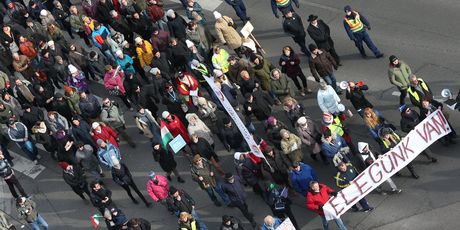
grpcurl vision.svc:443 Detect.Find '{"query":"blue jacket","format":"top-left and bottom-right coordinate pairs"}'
top-left (91, 26), bottom-right (111, 49)
top-left (343, 11), bottom-right (371, 40)
top-left (221, 175), bottom-right (247, 206)
top-left (262, 217), bottom-right (282, 230)
top-left (115, 55), bottom-right (135, 75)
top-left (321, 134), bottom-right (347, 158)
top-left (289, 163), bottom-right (318, 196)
top-left (97, 143), bottom-right (121, 168)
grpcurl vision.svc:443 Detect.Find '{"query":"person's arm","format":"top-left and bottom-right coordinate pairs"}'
top-left (270, 0), bottom-right (279, 17)
top-left (388, 70), bottom-right (404, 88)
top-left (308, 59), bottom-right (320, 81)
top-left (343, 20), bottom-right (355, 40)
top-left (335, 172), bottom-right (349, 188)
top-left (359, 13), bottom-right (371, 28)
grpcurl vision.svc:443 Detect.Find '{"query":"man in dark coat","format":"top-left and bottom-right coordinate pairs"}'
top-left (79, 92), bottom-right (101, 120)
top-left (243, 90), bottom-right (274, 121)
top-left (111, 160), bottom-right (151, 207)
top-left (345, 81), bottom-right (373, 117)
top-left (127, 218), bottom-right (151, 230)
top-left (152, 141), bottom-right (185, 183)
top-left (262, 146), bottom-right (291, 185)
top-left (110, 10), bottom-right (134, 43)
top-left (20, 104), bottom-right (43, 130)
top-left (282, 10), bottom-right (309, 56)
top-left (71, 116), bottom-right (95, 148)
top-left (221, 117), bottom-right (245, 152)
top-left (139, 83), bottom-right (160, 118)
top-left (151, 50), bottom-right (173, 79)
top-left (307, 14), bottom-right (340, 65)
top-left (60, 162), bottom-right (91, 200)
top-left (90, 181), bottom-right (115, 213)
top-left (96, 0), bottom-right (114, 26)
top-left (166, 10), bottom-right (187, 41)
top-left (51, 92), bottom-right (73, 121)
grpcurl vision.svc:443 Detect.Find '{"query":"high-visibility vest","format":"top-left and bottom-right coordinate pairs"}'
top-left (407, 79), bottom-right (430, 103)
top-left (382, 133), bottom-right (400, 149)
top-left (276, 0), bottom-right (290, 7)
top-left (344, 11), bottom-right (364, 33)
top-left (328, 117), bottom-right (344, 137)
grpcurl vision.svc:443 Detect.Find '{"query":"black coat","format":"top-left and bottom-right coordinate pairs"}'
top-left (51, 99), bottom-right (73, 121)
top-left (110, 17), bottom-right (133, 38)
top-left (90, 187), bottom-right (114, 210)
top-left (139, 84), bottom-right (160, 114)
top-left (190, 137), bottom-right (218, 161)
top-left (282, 13), bottom-right (305, 38)
top-left (221, 125), bottom-right (244, 149)
top-left (167, 13), bottom-right (187, 40)
top-left (71, 120), bottom-right (94, 147)
top-left (151, 53), bottom-right (172, 78)
top-left (111, 163), bottom-right (134, 186)
top-left (127, 218), bottom-right (151, 230)
top-left (131, 16), bottom-right (154, 40)
top-left (168, 43), bottom-right (191, 71)
top-left (21, 106), bottom-right (44, 130)
top-left (168, 190), bottom-right (195, 214)
top-left (265, 122), bottom-right (289, 150)
top-left (400, 110), bottom-right (420, 133)
top-left (96, 1), bottom-right (114, 25)
top-left (63, 165), bottom-right (87, 190)
top-left (307, 20), bottom-right (333, 50)
top-left (153, 145), bottom-right (177, 172)
top-left (345, 85), bottom-right (373, 111)
top-left (262, 150), bottom-right (291, 184)
top-left (243, 90), bottom-right (274, 121)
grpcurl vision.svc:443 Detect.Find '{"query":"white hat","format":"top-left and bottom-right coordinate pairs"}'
top-left (234, 152), bottom-right (245, 160)
top-left (134, 37), bottom-right (143, 45)
top-left (92, 122), bottom-right (100, 130)
top-left (337, 103), bottom-right (346, 112)
top-left (358, 142), bottom-right (368, 153)
top-left (191, 59), bottom-right (200, 68)
top-left (161, 111), bottom-right (170, 119)
top-left (213, 11), bottom-right (222, 19)
top-left (47, 40), bottom-right (54, 46)
top-left (166, 9), bottom-right (175, 18)
top-left (68, 64), bottom-right (78, 74)
top-left (115, 50), bottom-right (123, 57)
top-left (150, 67), bottom-right (159, 75)
top-left (111, 156), bottom-right (120, 166)
top-left (40, 9), bottom-right (48, 17)
top-left (185, 39), bottom-right (194, 48)
top-left (297, 116), bottom-right (307, 126)
top-left (213, 69), bottom-right (223, 77)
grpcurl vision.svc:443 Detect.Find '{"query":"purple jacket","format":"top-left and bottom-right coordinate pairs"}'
top-left (67, 72), bottom-right (89, 92)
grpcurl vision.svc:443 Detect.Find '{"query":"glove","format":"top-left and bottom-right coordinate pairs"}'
top-left (274, 13), bottom-right (279, 18)
top-left (330, 191), bottom-right (338, 197)
top-left (367, 26), bottom-right (371, 30)
top-left (225, 144), bottom-right (231, 152)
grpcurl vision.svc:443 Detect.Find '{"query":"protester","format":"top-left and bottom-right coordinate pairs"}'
top-left (17, 197), bottom-right (49, 230)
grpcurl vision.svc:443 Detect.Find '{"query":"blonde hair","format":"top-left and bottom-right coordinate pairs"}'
top-left (179, 212), bottom-right (191, 221)
top-left (363, 107), bottom-right (380, 129)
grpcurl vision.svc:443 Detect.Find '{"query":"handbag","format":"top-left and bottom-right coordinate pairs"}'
top-left (223, 17), bottom-right (237, 29)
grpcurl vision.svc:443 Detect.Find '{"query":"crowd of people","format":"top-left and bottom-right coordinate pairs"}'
top-left (0, 0), bottom-right (458, 229)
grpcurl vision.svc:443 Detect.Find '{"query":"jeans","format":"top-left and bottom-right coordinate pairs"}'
top-left (30, 214), bottom-right (48, 230)
top-left (207, 183), bottom-right (230, 205)
top-left (5, 175), bottom-right (27, 198)
top-left (353, 31), bottom-right (382, 57)
top-left (323, 73), bottom-right (338, 91)
top-left (321, 215), bottom-right (347, 230)
top-left (232, 1), bottom-right (248, 21)
top-left (293, 36), bottom-right (311, 56)
top-left (235, 202), bottom-right (255, 224)
top-left (399, 89), bottom-right (408, 105)
top-left (352, 198), bottom-right (370, 210)
top-left (191, 209), bottom-right (208, 230)
top-left (18, 140), bottom-right (38, 161)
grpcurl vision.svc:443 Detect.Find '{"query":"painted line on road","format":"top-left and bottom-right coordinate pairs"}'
top-left (10, 150), bottom-right (46, 179)
top-left (169, 0), bottom-right (223, 12)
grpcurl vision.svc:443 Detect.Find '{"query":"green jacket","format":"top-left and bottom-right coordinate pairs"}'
top-left (0, 71), bottom-right (9, 91)
top-left (69, 14), bottom-right (84, 32)
top-left (270, 69), bottom-right (292, 99)
top-left (388, 61), bottom-right (411, 90)
top-left (101, 104), bottom-right (125, 131)
top-left (253, 56), bottom-right (275, 91)
top-left (67, 92), bottom-right (81, 115)
top-left (17, 199), bottom-right (39, 223)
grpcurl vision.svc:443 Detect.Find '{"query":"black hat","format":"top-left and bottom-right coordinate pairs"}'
top-left (54, 92), bottom-right (64, 98)
top-left (389, 55), bottom-right (398, 63)
top-left (22, 103), bottom-right (31, 110)
top-left (222, 215), bottom-right (231, 222)
top-left (249, 54), bottom-right (258, 63)
top-left (263, 146), bottom-right (273, 154)
top-left (344, 5), bottom-right (352, 12)
top-left (307, 14), bottom-right (318, 22)
top-left (308, 43), bottom-right (318, 52)
top-left (281, 9), bottom-right (291, 16)
top-left (292, 161), bottom-right (300, 168)
top-left (244, 92), bottom-right (253, 100)
top-left (222, 117), bottom-right (231, 125)
top-left (169, 186), bottom-right (178, 195)
top-left (225, 173), bottom-right (234, 180)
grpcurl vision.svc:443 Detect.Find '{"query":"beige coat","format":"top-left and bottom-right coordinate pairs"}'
top-left (215, 16), bottom-right (242, 50)
top-left (280, 131), bottom-right (303, 163)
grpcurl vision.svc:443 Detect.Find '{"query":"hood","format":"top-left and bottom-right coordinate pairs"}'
top-left (270, 68), bottom-right (283, 80)
top-left (358, 142), bottom-right (368, 153)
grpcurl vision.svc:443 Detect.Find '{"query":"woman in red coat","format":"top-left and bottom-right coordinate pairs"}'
top-left (91, 122), bottom-right (119, 147)
top-left (161, 111), bottom-right (190, 144)
top-left (176, 72), bottom-right (200, 107)
top-left (306, 181), bottom-right (347, 230)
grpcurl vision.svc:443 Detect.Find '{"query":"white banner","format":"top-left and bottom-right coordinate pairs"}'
top-left (324, 109), bottom-right (451, 221)
top-left (203, 76), bottom-right (264, 158)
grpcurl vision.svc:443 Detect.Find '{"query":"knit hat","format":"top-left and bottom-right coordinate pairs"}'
top-left (358, 142), bottom-right (368, 153)
top-left (297, 116), bottom-right (307, 126)
top-left (148, 171), bottom-right (156, 180)
top-left (379, 127), bottom-right (394, 138)
top-left (308, 43), bottom-right (318, 52)
top-left (58, 161), bottom-right (69, 170)
top-left (222, 117), bottom-right (231, 125)
top-left (213, 11), bottom-right (222, 19)
top-left (134, 37), bottom-right (143, 45)
top-left (54, 92), bottom-right (64, 98)
top-left (213, 69), bottom-right (223, 77)
top-left (96, 139), bottom-right (105, 146)
top-left (222, 215), bottom-right (231, 223)
top-left (162, 111), bottom-right (170, 119)
top-left (185, 39), bottom-right (194, 48)
top-left (389, 55), bottom-right (398, 63)
top-left (399, 104), bottom-right (408, 113)
top-left (104, 65), bottom-right (113, 71)
top-left (68, 64), bottom-right (78, 74)
top-left (224, 172), bottom-right (233, 181)
top-left (150, 67), bottom-right (160, 75)
top-left (344, 5), bottom-right (352, 12)
top-left (55, 56), bottom-right (62, 62)
top-left (47, 40), bottom-right (54, 46)
top-left (169, 186), bottom-right (178, 195)
top-left (115, 50), bottom-right (123, 57)
top-left (92, 122), bottom-right (101, 130)
top-left (292, 161), bottom-right (300, 168)
top-left (307, 14), bottom-right (318, 22)
top-left (40, 9), bottom-right (48, 16)
top-left (166, 9), bottom-right (175, 18)
top-left (263, 146), bottom-right (273, 154)
top-left (322, 112), bottom-right (333, 124)
top-left (266, 116), bottom-right (276, 126)
top-left (192, 154), bottom-right (202, 163)
top-left (279, 129), bottom-right (289, 137)
top-left (234, 152), bottom-right (244, 160)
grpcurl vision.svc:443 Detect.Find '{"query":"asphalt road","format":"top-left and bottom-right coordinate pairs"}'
top-left (2, 0), bottom-right (460, 229)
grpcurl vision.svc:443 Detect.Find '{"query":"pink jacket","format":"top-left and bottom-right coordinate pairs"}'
top-left (104, 70), bottom-right (126, 94)
top-left (147, 175), bottom-right (169, 202)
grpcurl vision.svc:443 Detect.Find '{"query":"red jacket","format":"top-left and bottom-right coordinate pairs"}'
top-left (92, 124), bottom-right (119, 147)
top-left (176, 73), bottom-right (200, 106)
top-left (163, 115), bottom-right (190, 144)
top-left (146, 4), bottom-right (164, 23)
top-left (306, 184), bottom-right (335, 216)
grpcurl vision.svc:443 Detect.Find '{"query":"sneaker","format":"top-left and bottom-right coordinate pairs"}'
top-left (391, 189), bottom-right (402, 194)
top-left (214, 200), bottom-right (222, 207)
top-left (431, 157), bottom-right (438, 163)
top-left (132, 199), bottom-right (139, 204)
top-left (362, 207), bottom-right (374, 212)
top-left (376, 53), bottom-right (384, 58)
top-left (351, 207), bottom-right (360, 212)
top-left (145, 202), bottom-right (152, 208)
top-left (300, 91), bottom-right (306, 96)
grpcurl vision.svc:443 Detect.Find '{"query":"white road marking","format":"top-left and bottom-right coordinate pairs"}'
top-left (169, 0), bottom-right (223, 12)
top-left (10, 151), bottom-right (46, 179)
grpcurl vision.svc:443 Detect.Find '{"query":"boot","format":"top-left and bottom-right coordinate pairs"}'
top-left (213, 200), bottom-right (222, 207)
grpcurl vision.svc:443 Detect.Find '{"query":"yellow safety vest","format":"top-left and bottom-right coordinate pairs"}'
top-left (344, 11), bottom-right (364, 33)
top-left (407, 79), bottom-right (429, 103)
top-left (382, 133), bottom-right (400, 149)
top-left (328, 117), bottom-right (344, 137)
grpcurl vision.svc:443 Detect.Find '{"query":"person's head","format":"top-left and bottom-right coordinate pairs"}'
top-left (110, 10), bottom-right (118, 18)
top-left (282, 46), bottom-right (292, 56)
top-left (409, 74), bottom-right (419, 86)
top-left (421, 98), bottom-right (431, 109)
top-left (358, 142), bottom-right (369, 154)
top-left (162, 111), bottom-right (172, 121)
top-left (283, 10), bottom-right (292, 18)
top-left (389, 55), bottom-right (400, 66)
top-left (187, 21), bottom-right (197, 30)
top-left (213, 11), bottom-right (223, 22)
top-left (309, 180), bottom-right (320, 192)
top-left (91, 181), bottom-right (102, 191)
top-left (191, 133), bottom-right (199, 143)
top-left (169, 186), bottom-right (179, 197)
top-left (250, 55), bottom-right (260, 65)
top-left (16, 197), bottom-right (27, 207)
top-left (240, 70), bottom-right (250, 80)
top-left (135, 37), bottom-right (143, 46)
top-left (297, 116), bottom-right (308, 129)
top-left (102, 98), bottom-right (111, 107)
top-left (0, 150), bottom-right (4, 160)
top-left (69, 5), bottom-right (78, 14)
top-left (308, 14), bottom-right (318, 26)
top-left (225, 173), bottom-right (235, 183)
top-left (363, 108), bottom-right (378, 126)
top-left (323, 129), bottom-right (333, 142)
top-left (280, 129), bottom-right (290, 139)
top-left (169, 38), bottom-right (177, 46)
top-left (128, 218), bottom-right (141, 228)
top-left (179, 212), bottom-right (191, 222)
top-left (338, 162), bottom-right (347, 172)
top-left (292, 161), bottom-right (301, 171)
top-left (222, 215), bottom-right (232, 226)
top-left (153, 48), bottom-right (161, 57)
top-left (272, 69), bottom-right (280, 79)
top-left (264, 215), bottom-right (275, 227)
top-left (223, 117), bottom-right (232, 128)
top-left (308, 43), bottom-right (318, 54)
top-left (12, 53), bottom-right (19, 61)
top-left (319, 79), bottom-right (328, 90)
top-left (115, 49), bottom-right (124, 59)
top-left (266, 116), bottom-right (277, 126)
top-left (133, 12), bottom-right (140, 19)
top-left (97, 139), bottom-right (107, 148)
top-left (92, 121), bottom-right (101, 131)
top-left (148, 171), bottom-right (156, 181)
top-left (344, 5), bottom-right (352, 16)
top-left (2, 24), bottom-right (10, 33)
top-left (263, 146), bottom-right (274, 157)
top-left (283, 96), bottom-right (296, 108)
top-left (228, 55), bottom-right (238, 65)
top-left (213, 45), bottom-right (221, 54)
top-left (192, 154), bottom-right (203, 167)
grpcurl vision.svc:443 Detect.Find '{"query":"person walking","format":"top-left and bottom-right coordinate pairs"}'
top-left (0, 150), bottom-right (28, 199)
top-left (306, 181), bottom-right (347, 230)
top-left (223, 0), bottom-right (250, 23)
top-left (90, 181), bottom-right (115, 214)
top-left (388, 55), bottom-right (411, 106)
top-left (146, 171), bottom-right (170, 209)
top-left (309, 45), bottom-right (339, 93)
top-left (111, 160), bottom-right (152, 207)
top-left (168, 186), bottom-right (208, 230)
top-left (271, 0), bottom-right (298, 18)
top-left (213, 11), bottom-right (243, 57)
top-left (343, 5), bottom-right (383, 59)
top-left (278, 46), bottom-right (310, 96)
top-left (96, 139), bottom-right (121, 169)
top-left (280, 129), bottom-right (303, 163)
top-left (17, 197), bottom-right (49, 230)
top-left (335, 162), bottom-right (374, 212)
top-left (151, 141), bottom-right (185, 183)
top-left (7, 119), bottom-right (40, 164)
top-left (307, 14), bottom-right (340, 65)
top-left (295, 116), bottom-right (324, 162)
top-left (221, 173), bottom-right (258, 228)
top-left (282, 10), bottom-right (309, 56)
top-left (101, 98), bottom-right (136, 148)
top-left (59, 161), bottom-right (91, 201)
top-left (289, 162), bottom-right (318, 196)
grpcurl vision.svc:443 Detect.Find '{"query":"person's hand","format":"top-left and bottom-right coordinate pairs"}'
top-left (225, 144), bottom-right (231, 152)
top-left (154, 144), bottom-right (161, 150)
top-left (192, 205), bottom-right (195, 210)
top-left (280, 61), bottom-right (286, 66)
top-left (270, 168), bottom-right (275, 173)
top-left (198, 176), bottom-right (204, 181)
top-left (290, 61), bottom-right (295, 65)
top-left (274, 13), bottom-right (279, 19)
top-left (210, 172), bottom-right (214, 177)
top-left (247, 106), bottom-right (252, 111)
